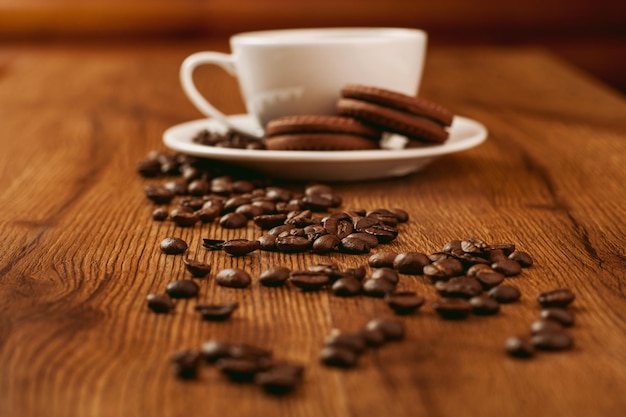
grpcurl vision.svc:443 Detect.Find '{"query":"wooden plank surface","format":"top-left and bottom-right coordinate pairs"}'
top-left (0, 41), bottom-right (625, 417)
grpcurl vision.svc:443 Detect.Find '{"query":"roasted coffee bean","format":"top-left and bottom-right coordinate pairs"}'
top-left (307, 262), bottom-right (343, 280)
top-left (182, 258), bottom-right (211, 278)
top-left (137, 158), bottom-right (162, 177)
top-left (389, 208), bottom-right (409, 223)
top-left (540, 308), bottom-right (575, 327)
top-left (532, 331), bottom-right (574, 351)
top-left (257, 234), bottom-right (278, 251)
top-left (366, 209), bottom-right (398, 227)
top-left (488, 249), bottom-right (508, 263)
top-left (505, 336), bottom-right (535, 358)
top-left (275, 236), bottom-right (312, 253)
top-left (530, 319), bottom-right (563, 335)
top-left (289, 272), bottom-right (330, 291)
top-left (423, 258), bottom-right (464, 280)
top-left (232, 180), bottom-right (256, 194)
top-left (491, 259), bottom-right (522, 277)
top-left (179, 197), bottom-right (205, 210)
top-left (202, 238), bottom-right (225, 250)
top-left (435, 277), bottom-right (483, 299)
top-left (359, 327), bottom-right (387, 347)
top-left (368, 251), bottom-right (398, 268)
top-left (343, 265), bottom-right (367, 281)
top-left (255, 363), bottom-right (304, 395)
top-left (146, 294), bottom-right (175, 314)
top-left (469, 295), bottom-right (500, 315)
top-left (319, 346), bottom-right (358, 368)
top-left (187, 179), bottom-right (210, 196)
top-left (219, 212), bottom-right (248, 229)
top-left (211, 176), bottom-right (233, 195)
top-left (222, 239), bottom-right (260, 256)
top-left (171, 209), bottom-right (199, 227)
top-left (152, 207), bottom-right (168, 221)
top-left (363, 224), bottom-right (398, 243)
top-left (160, 237), bottom-right (188, 254)
top-left (488, 284), bottom-right (521, 303)
top-left (235, 203), bottom-right (264, 219)
top-left (509, 250), bottom-right (533, 267)
top-left (223, 196), bottom-right (252, 212)
top-left (216, 358), bottom-right (263, 382)
top-left (145, 185), bottom-right (175, 204)
top-left (228, 343), bottom-right (272, 362)
top-left (195, 302), bottom-right (239, 321)
top-left (353, 216), bottom-right (381, 231)
top-left (393, 252), bottom-right (430, 274)
top-left (301, 193), bottom-right (336, 212)
top-left (347, 232), bottom-right (379, 248)
top-left (265, 186), bottom-right (292, 202)
top-left (461, 237), bottom-right (488, 255)
top-left (472, 268), bottom-right (505, 290)
top-left (197, 206), bottom-right (220, 223)
top-left (251, 200), bottom-right (277, 214)
top-left (487, 242), bottom-right (516, 256)
top-left (331, 276), bottom-right (362, 297)
top-left (215, 268), bottom-right (252, 288)
top-left (537, 288), bottom-right (575, 308)
top-left (385, 291), bottom-right (425, 315)
top-left (370, 267), bottom-right (400, 284)
top-left (171, 349), bottom-right (202, 379)
top-left (324, 330), bottom-right (367, 354)
top-left (200, 340), bottom-right (233, 363)
top-left (362, 277), bottom-right (396, 297)
top-left (339, 236), bottom-right (371, 254)
top-left (326, 218), bottom-right (354, 239)
top-left (259, 266), bottom-right (291, 287)
top-left (441, 240), bottom-right (463, 253)
top-left (303, 224), bottom-right (328, 241)
top-left (253, 213), bottom-right (287, 230)
top-left (166, 279), bottom-right (200, 298)
top-left (365, 318), bottom-right (405, 341)
top-left (311, 234), bottom-right (341, 253)
top-left (432, 298), bottom-right (473, 319)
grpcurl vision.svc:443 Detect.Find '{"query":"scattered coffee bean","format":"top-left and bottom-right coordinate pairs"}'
top-left (166, 280), bottom-right (200, 298)
top-left (491, 259), bottom-right (522, 277)
top-left (359, 327), bottom-right (387, 347)
top-left (171, 349), bottom-right (202, 379)
top-left (365, 318), bottom-right (405, 341)
top-left (432, 298), bottom-right (473, 320)
top-left (393, 252), bottom-right (430, 274)
top-left (530, 319), bottom-right (563, 335)
top-left (532, 331), bottom-right (574, 351)
top-left (255, 363), bottom-right (304, 395)
top-left (259, 266), bottom-right (291, 287)
top-left (146, 294), bottom-right (175, 314)
top-left (368, 251), bottom-right (398, 268)
top-left (331, 276), bottom-right (362, 296)
top-left (216, 357), bottom-right (264, 382)
top-left (171, 208), bottom-right (200, 227)
top-left (324, 330), bottom-right (367, 354)
top-left (339, 235), bottom-right (371, 254)
top-left (505, 336), bottom-right (535, 358)
top-left (145, 185), bottom-right (175, 204)
top-left (219, 212), bottom-right (248, 229)
top-left (222, 239), bottom-right (260, 256)
top-left (362, 277), bottom-right (396, 297)
top-left (254, 214), bottom-right (288, 229)
top-left (423, 258), bottom-right (464, 280)
top-left (311, 234), bottom-right (340, 253)
top-left (540, 308), bottom-right (575, 327)
top-left (275, 236), bottom-right (312, 253)
top-left (370, 267), bottom-right (400, 284)
top-left (202, 238), bottom-right (225, 250)
top-left (488, 284), bottom-right (521, 303)
top-left (536, 288), bottom-right (575, 308)
top-left (152, 207), bottom-right (168, 221)
top-left (389, 208), bottom-right (409, 223)
top-left (182, 258), bottom-right (211, 278)
top-left (195, 302), bottom-right (239, 321)
top-left (319, 346), bottom-right (358, 368)
top-left (435, 277), bottom-right (483, 299)
top-left (509, 250), bottom-right (533, 267)
top-left (384, 291), bottom-right (425, 315)
top-left (471, 267), bottom-right (505, 290)
top-left (160, 237), bottom-right (188, 254)
top-left (200, 340), bottom-right (232, 363)
top-left (289, 271), bottom-right (330, 291)
top-left (215, 268), bottom-right (252, 288)
top-left (257, 234), bottom-right (278, 251)
top-left (469, 294), bottom-right (501, 315)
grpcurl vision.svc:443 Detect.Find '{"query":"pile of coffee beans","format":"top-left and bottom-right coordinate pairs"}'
top-left (506, 288), bottom-right (576, 358)
top-left (192, 128), bottom-right (265, 150)
top-left (171, 340), bottom-right (304, 395)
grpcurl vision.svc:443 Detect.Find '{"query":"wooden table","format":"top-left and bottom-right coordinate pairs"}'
top-left (1, 40), bottom-right (625, 417)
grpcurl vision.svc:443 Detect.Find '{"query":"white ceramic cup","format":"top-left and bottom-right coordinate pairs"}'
top-left (180, 27), bottom-right (427, 138)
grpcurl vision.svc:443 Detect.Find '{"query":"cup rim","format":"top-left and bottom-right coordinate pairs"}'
top-left (231, 27), bottom-right (427, 45)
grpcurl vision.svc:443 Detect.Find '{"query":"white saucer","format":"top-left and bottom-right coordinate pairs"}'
top-left (163, 114), bottom-right (487, 182)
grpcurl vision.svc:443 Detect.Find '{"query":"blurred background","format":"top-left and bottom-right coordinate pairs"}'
top-left (1, 0), bottom-right (624, 92)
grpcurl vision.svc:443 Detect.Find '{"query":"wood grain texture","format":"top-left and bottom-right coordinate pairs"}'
top-left (0, 41), bottom-right (625, 417)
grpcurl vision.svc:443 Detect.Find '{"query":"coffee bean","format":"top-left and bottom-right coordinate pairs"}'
top-left (461, 237), bottom-right (488, 255)
top-left (197, 206), bottom-right (220, 223)
top-left (339, 236), bottom-right (371, 254)
top-left (537, 288), bottom-right (575, 308)
top-left (216, 357), bottom-right (264, 382)
top-left (255, 363), bottom-right (304, 395)
top-left (311, 234), bottom-right (341, 253)
top-left (187, 179), bottom-right (210, 196)
top-left (215, 268), bottom-right (252, 288)
top-left (259, 266), bottom-right (291, 287)
top-left (362, 277), bottom-right (396, 297)
top-left (160, 237), bottom-right (188, 254)
top-left (275, 236), bottom-right (312, 253)
top-left (423, 258), bottom-right (464, 280)
top-left (183, 258), bottom-right (211, 278)
top-left (145, 185), bottom-right (175, 204)
top-left (487, 242), bottom-right (516, 256)
top-left (432, 298), bottom-right (473, 319)
top-left (532, 331), bottom-right (574, 351)
top-left (331, 276), bottom-right (362, 296)
top-left (393, 252), bottom-right (430, 274)
top-left (347, 232), bottom-right (379, 248)
top-left (491, 259), bottom-right (522, 277)
top-left (530, 319), bottom-right (563, 335)
top-left (303, 224), bottom-right (328, 241)
top-left (469, 294), bottom-right (500, 315)
top-left (152, 208), bottom-right (168, 221)
top-left (488, 249), bottom-right (508, 263)
top-left (343, 265), bottom-right (367, 281)
top-left (166, 280), bottom-right (200, 298)
top-left (200, 340), bottom-right (232, 363)
top-left (364, 318), bottom-right (405, 341)
top-left (472, 268), bottom-right (505, 290)
top-left (171, 208), bottom-right (200, 227)
top-left (540, 308), bottom-right (575, 327)
top-left (353, 216), bottom-right (381, 231)
top-left (195, 302), bottom-right (238, 321)
top-left (319, 346), bottom-right (358, 368)
top-left (384, 291), bottom-right (425, 315)
top-left (202, 238), bottom-right (225, 250)
top-left (389, 208), bottom-right (409, 223)
top-left (257, 234), bottom-right (278, 251)
top-left (223, 239), bottom-right (260, 256)
top-left (146, 294), bottom-right (175, 314)
top-left (366, 209), bottom-right (398, 227)
top-left (171, 349), bottom-right (202, 379)
top-left (137, 158), bottom-right (162, 177)
top-left (324, 331), bottom-right (367, 354)
top-left (509, 250), bottom-right (533, 267)
top-left (371, 267), bottom-right (400, 284)
top-left (224, 196), bottom-right (252, 212)
top-left (363, 224), bottom-right (398, 243)
top-left (307, 262), bottom-right (342, 280)
top-left (435, 277), bottom-right (483, 299)
top-left (219, 212), bottom-right (248, 228)
top-left (488, 284), bottom-right (521, 303)
top-left (359, 327), bottom-right (387, 347)
top-left (235, 203), bottom-right (264, 219)
top-left (368, 251), bottom-right (398, 268)
top-left (505, 336), bottom-right (535, 358)
top-left (289, 271), bottom-right (330, 291)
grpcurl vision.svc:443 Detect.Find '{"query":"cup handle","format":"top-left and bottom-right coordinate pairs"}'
top-left (180, 52), bottom-right (264, 138)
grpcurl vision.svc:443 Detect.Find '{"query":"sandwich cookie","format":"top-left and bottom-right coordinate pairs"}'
top-left (264, 115), bottom-right (382, 151)
top-left (337, 84), bottom-right (454, 144)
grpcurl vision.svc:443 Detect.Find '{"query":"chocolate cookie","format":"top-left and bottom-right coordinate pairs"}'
top-left (264, 115), bottom-right (381, 151)
top-left (337, 84), bottom-right (454, 144)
